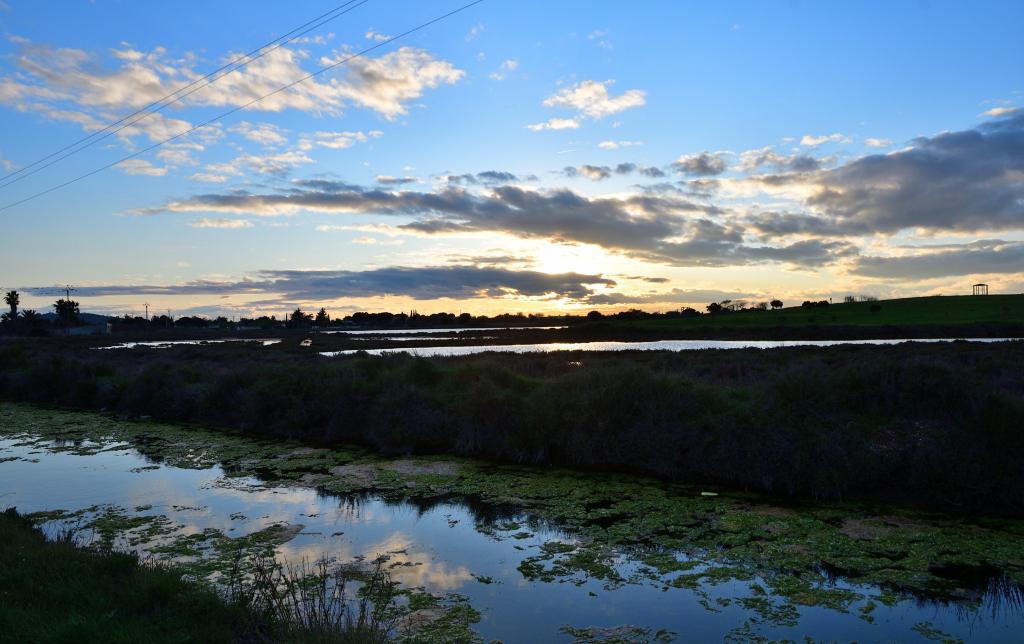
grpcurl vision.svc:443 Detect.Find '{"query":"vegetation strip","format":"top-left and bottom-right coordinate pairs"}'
top-left (2, 340), bottom-right (1023, 513)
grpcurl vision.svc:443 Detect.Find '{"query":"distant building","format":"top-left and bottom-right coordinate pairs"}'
top-left (972, 283), bottom-right (989, 296)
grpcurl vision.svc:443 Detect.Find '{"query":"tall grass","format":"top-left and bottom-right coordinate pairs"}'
top-left (224, 551), bottom-right (397, 643)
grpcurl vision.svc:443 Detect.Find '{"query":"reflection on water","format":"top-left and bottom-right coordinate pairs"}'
top-left (322, 326), bottom-right (567, 335)
top-left (2, 435), bottom-right (1021, 642)
top-left (322, 337), bottom-right (1017, 357)
top-left (97, 339), bottom-right (281, 350)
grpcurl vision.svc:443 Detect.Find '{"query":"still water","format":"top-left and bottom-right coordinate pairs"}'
top-left (2, 429), bottom-right (1020, 642)
top-left (323, 337), bottom-right (1017, 357)
top-left (97, 338), bottom-right (282, 350)
top-left (324, 326), bottom-right (568, 335)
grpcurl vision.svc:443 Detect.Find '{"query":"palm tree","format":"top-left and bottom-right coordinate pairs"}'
top-left (20, 310), bottom-right (44, 335)
top-left (54, 298), bottom-right (80, 327)
top-left (4, 290), bottom-right (18, 317)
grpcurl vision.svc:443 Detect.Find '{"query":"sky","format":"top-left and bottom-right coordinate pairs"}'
top-left (0, 0), bottom-right (1022, 319)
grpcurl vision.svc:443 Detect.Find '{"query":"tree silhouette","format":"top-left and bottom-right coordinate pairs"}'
top-left (706, 302), bottom-right (723, 314)
top-left (289, 308), bottom-right (313, 328)
top-left (20, 310), bottom-right (43, 334)
top-left (770, 299), bottom-right (783, 310)
top-left (54, 298), bottom-right (80, 327)
top-left (314, 307), bottom-right (330, 326)
top-left (4, 290), bottom-right (19, 318)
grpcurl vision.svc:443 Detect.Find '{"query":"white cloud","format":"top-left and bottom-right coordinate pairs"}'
top-left (230, 121), bottom-right (287, 146)
top-left (309, 129), bottom-right (382, 149)
top-left (864, 137), bottom-right (893, 148)
top-left (488, 59), bottom-right (519, 81)
top-left (326, 47), bottom-right (465, 119)
top-left (235, 150), bottom-right (312, 175)
top-left (189, 172), bottom-right (230, 183)
top-left (191, 148), bottom-right (312, 180)
top-left (598, 139), bottom-right (643, 150)
top-left (526, 118), bottom-right (581, 131)
top-left (364, 30), bottom-right (391, 42)
top-left (189, 218), bottom-right (254, 229)
top-left (465, 23), bottom-right (485, 41)
top-left (981, 106), bottom-right (1019, 118)
top-left (800, 133), bottom-right (851, 147)
top-left (115, 158), bottom-right (167, 176)
top-left (0, 39), bottom-right (464, 143)
top-left (541, 80), bottom-right (645, 120)
top-left (155, 141), bottom-right (203, 166)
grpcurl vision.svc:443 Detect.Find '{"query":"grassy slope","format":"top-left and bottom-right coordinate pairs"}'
top-left (0, 508), bottom-right (253, 643)
top-left (628, 294), bottom-right (1024, 330)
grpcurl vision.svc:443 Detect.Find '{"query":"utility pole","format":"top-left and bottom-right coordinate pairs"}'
top-left (143, 302), bottom-right (150, 321)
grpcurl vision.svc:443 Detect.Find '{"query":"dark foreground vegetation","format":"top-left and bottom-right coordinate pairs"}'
top-left (0, 507), bottom-right (256, 642)
top-left (0, 507), bottom-right (396, 643)
top-left (2, 339), bottom-right (1023, 515)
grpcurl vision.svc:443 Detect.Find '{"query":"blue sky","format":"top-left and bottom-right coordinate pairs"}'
top-left (1, 0), bottom-right (1022, 317)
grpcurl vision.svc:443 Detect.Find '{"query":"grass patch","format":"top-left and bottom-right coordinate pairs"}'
top-left (622, 294), bottom-right (1024, 331)
top-left (0, 507), bottom-right (259, 642)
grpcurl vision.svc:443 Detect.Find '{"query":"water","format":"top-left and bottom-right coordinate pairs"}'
top-left (2, 430), bottom-right (1020, 642)
top-left (322, 337), bottom-right (1018, 357)
top-left (322, 326), bottom-right (567, 335)
top-left (97, 338), bottom-right (281, 350)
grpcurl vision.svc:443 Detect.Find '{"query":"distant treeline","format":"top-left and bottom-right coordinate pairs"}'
top-left (2, 288), bottom-right (802, 335)
top-left (1, 340), bottom-right (1021, 515)
top-left (107, 299), bottom-right (795, 330)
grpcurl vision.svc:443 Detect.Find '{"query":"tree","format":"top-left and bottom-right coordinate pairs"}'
top-left (289, 308), bottom-right (312, 328)
top-left (54, 298), bottom-right (80, 327)
top-left (706, 302), bottom-right (723, 314)
top-left (314, 308), bottom-right (330, 326)
top-left (586, 310), bottom-right (604, 320)
top-left (4, 290), bottom-right (19, 318)
top-left (20, 310), bottom-right (44, 334)
top-left (770, 299), bottom-right (783, 310)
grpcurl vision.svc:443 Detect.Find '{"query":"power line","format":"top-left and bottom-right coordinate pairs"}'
top-left (0, 0), bottom-right (369, 190)
top-left (0, 0), bottom-right (484, 214)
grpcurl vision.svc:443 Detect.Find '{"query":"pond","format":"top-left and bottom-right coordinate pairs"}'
top-left (96, 338), bottom-right (282, 350)
top-left (322, 326), bottom-right (568, 335)
top-left (322, 337), bottom-right (1018, 357)
top-left (1, 405), bottom-right (1021, 642)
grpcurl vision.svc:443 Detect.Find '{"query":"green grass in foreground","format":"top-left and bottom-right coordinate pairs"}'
top-left (628, 294), bottom-right (1024, 330)
top-left (0, 508), bottom-right (260, 643)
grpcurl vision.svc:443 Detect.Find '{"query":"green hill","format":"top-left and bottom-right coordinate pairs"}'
top-left (631, 294), bottom-right (1024, 330)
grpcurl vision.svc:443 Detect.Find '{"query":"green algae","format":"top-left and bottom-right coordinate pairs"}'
top-left (912, 621), bottom-right (963, 643)
top-left (3, 401), bottom-right (1023, 636)
top-left (561, 624), bottom-right (676, 643)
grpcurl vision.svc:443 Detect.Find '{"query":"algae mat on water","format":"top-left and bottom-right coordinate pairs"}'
top-left (1, 402), bottom-right (1022, 641)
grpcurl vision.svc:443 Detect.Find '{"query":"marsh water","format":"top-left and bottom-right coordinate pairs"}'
top-left (323, 337), bottom-right (1016, 357)
top-left (2, 416), bottom-right (1022, 642)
